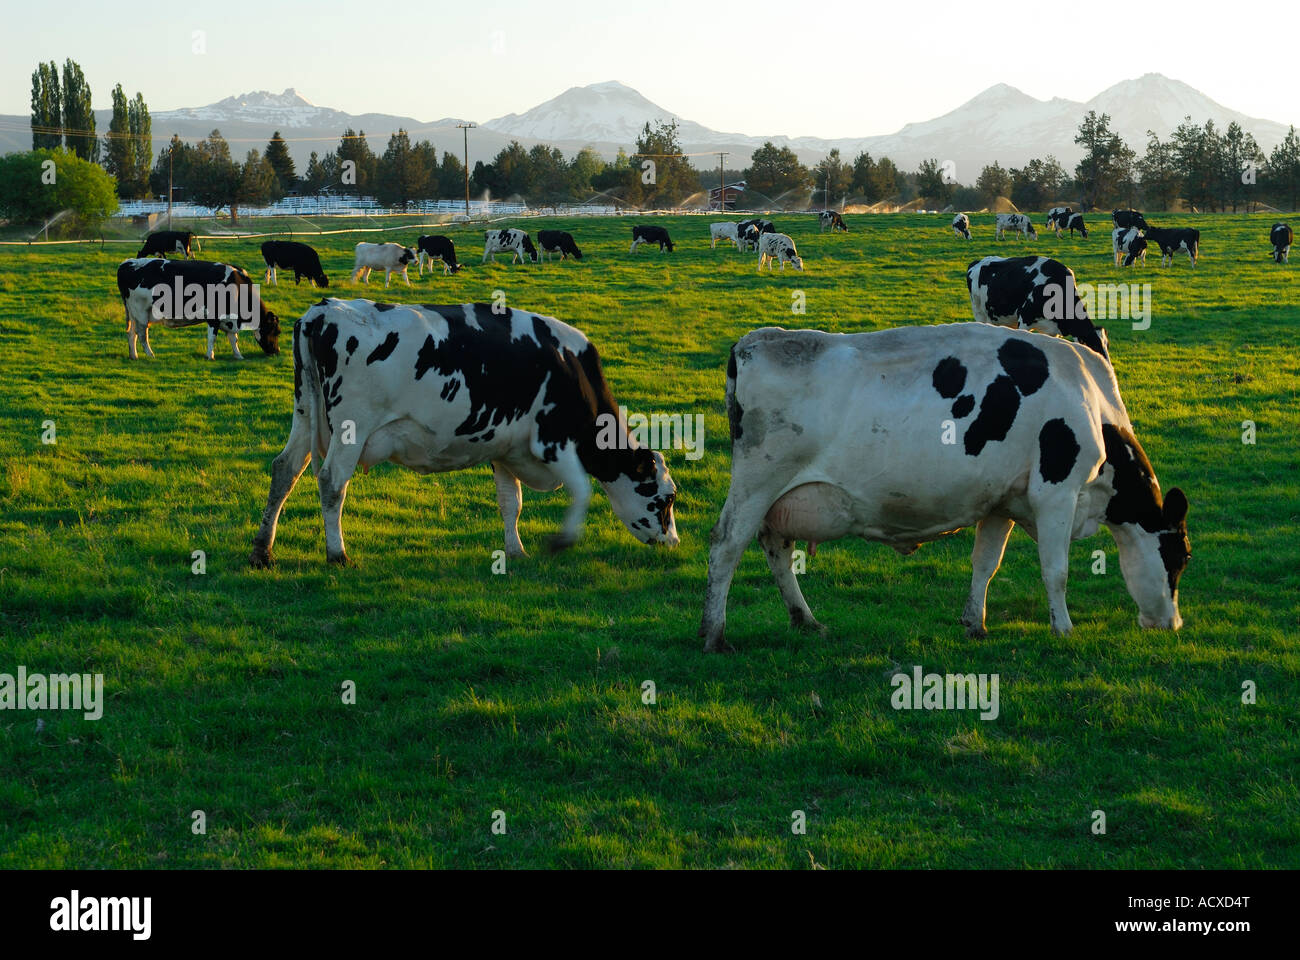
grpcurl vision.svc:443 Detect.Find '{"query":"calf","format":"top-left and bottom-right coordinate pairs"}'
top-left (1112, 227), bottom-right (1147, 267)
top-left (1065, 213), bottom-right (1089, 239)
top-left (116, 257), bottom-right (280, 360)
top-left (416, 235), bottom-right (462, 275)
top-left (261, 240), bottom-right (329, 288)
top-left (351, 242), bottom-right (418, 287)
top-left (1144, 226), bottom-right (1199, 267)
top-left (698, 323), bottom-right (1189, 651)
top-left (966, 255), bottom-right (1108, 359)
top-left (1112, 209), bottom-right (1149, 232)
top-left (819, 211), bottom-right (848, 232)
top-left (1271, 223), bottom-right (1292, 264)
top-left (952, 213), bottom-right (972, 240)
top-left (757, 232), bottom-right (804, 272)
top-left (630, 225), bottom-right (674, 253)
top-left (483, 228), bottom-right (538, 264)
top-left (137, 230), bottom-right (198, 260)
top-left (710, 222), bottom-right (741, 250)
top-left (996, 213), bottom-right (1037, 241)
top-left (250, 299), bottom-right (679, 567)
top-left (537, 229), bottom-right (583, 261)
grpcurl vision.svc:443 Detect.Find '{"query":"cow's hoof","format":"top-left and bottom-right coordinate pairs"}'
top-left (249, 547), bottom-right (273, 569)
top-left (505, 545), bottom-right (527, 559)
top-left (964, 624), bottom-right (987, 639)
top-left (703, 637), bottom-right (736, 654)
top-left (546, 534), bottom-right (575, 554)
top-left (790, 608), bottom-right (826, 634)
top-left (326, 551), bottom-right (352, 567)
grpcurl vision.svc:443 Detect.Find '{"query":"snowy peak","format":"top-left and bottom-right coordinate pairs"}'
top-left (484, 80), bottom-right (690, 143)
top-left (155, 88), bottom-right (349, 130)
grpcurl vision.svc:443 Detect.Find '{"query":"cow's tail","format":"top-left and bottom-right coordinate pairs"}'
top-left (295, 321), bottom-right (330, 465)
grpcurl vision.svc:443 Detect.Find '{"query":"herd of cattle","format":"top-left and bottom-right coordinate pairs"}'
top-left (108, 204), bottom-right (1290, 647)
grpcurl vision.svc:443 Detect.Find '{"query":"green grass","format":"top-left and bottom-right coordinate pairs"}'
top-left (1, 212), bottom-right (1297, 868)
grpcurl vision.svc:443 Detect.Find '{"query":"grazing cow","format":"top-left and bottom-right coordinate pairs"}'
top-left (630, 225), bottom-right (674, 253)
top-left (952, 213), bottom-right (972, 240)
top-left (1112, 227), bottom-right (1147, 267)
top-left (966, 256), bottom-right (1108, 360)
top-left (1065, 213), bottom-right (1089, 239)
top-left (757, 232), bottom-right (804, 272)
top-left (995, 213), bottom-right (1037, 241)
top-left (416, 235), bottom-right (461, 275)
top-left (698, 323), bottom-right (1189, 651)
top-left (1271, 223), bottom-right (1292, 264)
top-left (819, 211), bottom-right (848, 232)
top-left (737, 219), bottom-right (775, 251)
top-left (351, 242), bottom-right (418, 287)
top-left (710, 222), bottom-right (741, 250)
top-left (116, 258), bottom-right (280, 361)
top-left (249, 299), bottom-right (679, 567)
top-left (483, 228), bottom-right (539, 264)
top-left (1046, 207), bottom-right (1072, 233)
top-left (537, 229), bottom-right (583, 262)
top-left (261, 240), bottom-right (329, 288)
top-left (1143, 226), bottom-right (1200, 267)
top-left (1112, 209), bottom-right (1149, 232)
top-left (137, 230), bottom-right (198, 260)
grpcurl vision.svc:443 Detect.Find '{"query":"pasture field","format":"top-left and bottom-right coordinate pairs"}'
top-left (0, 212), bottom-right (1296, 869)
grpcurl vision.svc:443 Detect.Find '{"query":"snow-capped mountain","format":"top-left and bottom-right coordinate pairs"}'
top-left (154, 88), bottom-right (341, 129)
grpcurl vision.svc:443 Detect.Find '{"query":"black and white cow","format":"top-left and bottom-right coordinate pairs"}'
top-left (537, 230), bottom-right (583, 261)
top-left (1143, 226), bottom-right (1200, 267)
top-left (710, 222), bottom-right (741, 250)
top-left (483, 228), bottom-right (539, 264)
top-left (116, 258), bottom-right (280, 360)
top-left (1112, 209), bottom-right (1149, 232)
top-left (698, 323), bottom-right (1189, 651)
top-left (757, 232), bottom-right (804, 272)
top-left (995, 213), bottom-right (1037, 241)
top-left (249, 299), bottom-right (679, 567)
top-left (351, 242), bottom-right (418, 286)
top-left (1112, 227), bottom-right (1147, 267)
top-left (819, 211), bottom-right (848, 232)
top-left (1046, 207), bottom-right (1072, 233)
top-left (966, 256), bottom-right (1108, 359)
top-left (261, 240), bottom-right (329, 288)
top-left (137, 230), bottom-right (198, 260)
top-left (1065, 213), bottom-right (1089, 239)
top-left (952, 213), bottom-right (972, 240)
top-left (630, 225), bottom-right (674, 253)
top-left (737, 219), bottom-right (775, 251)
top-left (416, 235), bottom-right (462, 275)
top-left (1271, 223), bottom-right (1292, 264)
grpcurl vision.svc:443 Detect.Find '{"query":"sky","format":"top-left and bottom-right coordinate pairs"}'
top-left (3, 0), bottom-right (1297, 135)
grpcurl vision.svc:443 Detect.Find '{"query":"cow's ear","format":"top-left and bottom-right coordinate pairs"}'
top-left (1163, 487), bottom-right (1188, 526)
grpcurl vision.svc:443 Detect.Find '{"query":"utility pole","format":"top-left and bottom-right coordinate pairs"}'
top-left (718, 152), bottom-right (727, 211)
top-left (458, 122), bottom-right (476, 218)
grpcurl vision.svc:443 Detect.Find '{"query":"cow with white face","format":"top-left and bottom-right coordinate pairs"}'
top-left (966, 255), bottom-right (1108, 360)
top-left (250, 299), bottom-right (679, 568)
top-left (483, 228), bottom-right (539, 264)
top-left (698, 323), bottom-right (1189, 651)
top-left (952, 213), bottom-right (972, 240)
top-left (757, 232), bottom-right (803, 272)
top-left (1113, 227), bottom-right (1147, 267)
top-left (996, 213), bottom-right (1037, 241)
top-left (351, 242), bottom-right (418, 287)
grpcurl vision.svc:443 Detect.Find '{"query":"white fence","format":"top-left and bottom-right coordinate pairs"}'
top-left (111, 197), bottom-right (640, 220)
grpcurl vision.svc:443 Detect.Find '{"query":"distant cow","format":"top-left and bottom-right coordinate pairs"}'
top-left (996, 213), bottom-right (1037, 241)
top-left (416, 235), bottom-right (461, 275)
top-left (1065, 213), bottom-right (1089, 239)
top-left (116, 258), bottom-right (280, 361)
top-left (249, 299), bottom-right (679, 567)
top-left (1112, 227), bottom-right (1147, 267)
top-left (1112, 209), bottom-right (1149, 232)
top-left (483, 228), bottom-right (539, 264)
top-left (952, 213), bottom-right (972, 240)
top-left (1046, 207), bottom-right (1072, 233)
top-left (737, 219), bottom-right (775, 251)
top-left (261, 240), bottom-right (328, 288)
top-left (630, 225), bottom-right (674, 253)
top-left (351, 242), bottom-right (417, 286)
top-left (757, 232), bottom-right (803, 272)
top-left (537, 229), bottom-right (583, 261)
top-left (138, 230), bottom-right (198, 260)
top-left (697, 323), bottom-right (1189, 651)
top-left (710, 222), bottom-right (741, 250)
top-left (966, 255), bottom-right (1108, 359)
top-left (819, 211), bottom-right (848, 232)
top-left (1144, 226), bottom-right (1199, 267)
top-left (1271, 223), bottom-right (1292, 264)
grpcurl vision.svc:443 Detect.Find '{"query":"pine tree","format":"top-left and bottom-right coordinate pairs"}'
top-left (265, 132), bottom-right (296, 196)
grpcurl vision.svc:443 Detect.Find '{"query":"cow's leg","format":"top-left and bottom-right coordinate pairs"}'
top-left (492, 462), bottom-right (526, 558)
top-left (960, 515), bottom-right (1015, 638)
top-left (140, 321), bottom-right (154, 358)
top-left (128, 320), bottom-right (141, 360)
top-left (699, 487), bottom-right (779, 653)
top-left (544, 448), bottom-right (592, 553)
top-left (757, 524), bottom-right (820, 632)
top-left (228, 331), bottom-right (245, 361)
top-left (317, 437), bottom-right (363, 565)
top-left (402, 267), bottom-right (412, 287)
top-left (1029, 494), bottom-right (1075, 635)
top-left (206, 325), bottom-right (217, 361)
top-left (250, 415), bottom-right (313, 568)
top-left (383, 268), bottom-right (391, 288)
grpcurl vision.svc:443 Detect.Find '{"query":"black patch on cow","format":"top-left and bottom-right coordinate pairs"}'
top-left (374, 302), bottom-right (396, 312)
top-left (997, 338), bottom-right (1048, 395)
top-left (292, 325), bottom-right (303, 401)
top-left (951, 394), bottom-right (975, 418)
top-left (440, 378), bottom-right (461, 402)
top-left (366, 330), bottom-right (400, 365)
top-left (311, 322), bottom-right (341, 380)
top-left (727, 344), bottom-right (744, 441)
top-left (1038, 418), bottom-right (1080, 483)
top-left (345, 336), bottom-right (359, 356)
top-left (964, 375), bottom-right (1020, 456)
top-left (1101, 423), bottom-right (1165, 532)
top-left (932, 357), bottom-right (967, 398)
top-left (1158, 529), bottom-right (1191, 596)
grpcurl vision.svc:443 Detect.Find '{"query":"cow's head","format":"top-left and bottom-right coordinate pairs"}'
top-left (257, 309), bottom-right (282, 356)
top-left (402, 247), bottom-right (417, 265)
top-left (784, 246), bottom-right (804, 270)
top-left (521, 235), bottom-right (538, 262)
top-left (1116, 487), bottom-right (1190, 630)
top-left (569, 244), bottom-right (583, 261)
top-left (1123, 237), bottom-right (1147, 266)
top-left (603, 447), bottom-right (679, 547)
top-left (1072, 217), bottom-right (1089, 239)
top-left (663, 238), bottom-right (675, 252)
top-left (1026, 221), bottom-right (1038, 240)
